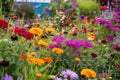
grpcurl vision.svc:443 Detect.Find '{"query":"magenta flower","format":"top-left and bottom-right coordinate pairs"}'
top-left (52, 36), bottom-right (64, 43)
top-left (65, 40), bottom-right (92, 49)
top-left (107, 35), bottom-right (114, 41)
top-left (113, 11), bottom-right (120, 22)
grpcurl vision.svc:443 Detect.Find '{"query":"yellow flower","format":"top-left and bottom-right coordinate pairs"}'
top-left (27, 55), bottom-right (34, 61)
top-left (36, 73), bottom-right (42, 78)
top-left (29, 27), bottom-right (43, 36)
top-left (102, 78), bottom-right (106, 80)
top-left (45, 27), bottom-right (55, 35)
top-left (81, 68), bottom-right (96, 78)
top-left (75, 57), bottom-right (80, 62)
top-left (31, 58), bottom-right (45, 65)
top-left (38, 40), bottom-right (49, 47)
top-left (49, 75), bottom-right (56, 79)
top-left (52, 48), bottom-right (64, 54)
top-left (31, 52), bottom-right (36, 56)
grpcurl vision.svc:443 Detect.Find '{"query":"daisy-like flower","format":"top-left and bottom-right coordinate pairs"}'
top-left (52, 48), bottom-right (64, 54)
top-left (38, 40), bottom-right (49, 47)
top-left (81, 68), bottom-right (96, 78)
top-left (29, 27), bottom-right (43, 36)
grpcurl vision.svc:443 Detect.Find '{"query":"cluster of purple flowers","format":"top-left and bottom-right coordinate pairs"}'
top-left (113, 11), bottom-right (120, 22)
top-left (65, 40), bottom-right (93, 49)
top-left (52, 36), bottom-right (65, 43)
top-left (3, 74), bottom-right (23, 80)
top-left (54, 69), bottom-right (78, 80)
top-left (96, 18), bottom-right (120, 31)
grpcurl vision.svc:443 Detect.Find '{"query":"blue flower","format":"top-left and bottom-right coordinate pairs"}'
top-left (80, 15), bottom-right (85, 19)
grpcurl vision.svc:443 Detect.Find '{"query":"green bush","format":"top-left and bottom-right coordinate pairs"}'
top-left (15, 3), bottom-right (36, 20)
top-left (0, 0), bottom-right (14, 17)
top-left (77, 0), bottom-right (100, 17)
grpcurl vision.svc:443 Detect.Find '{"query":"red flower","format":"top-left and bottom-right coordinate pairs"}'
top-left (0, 19), bottom-right (8, 30)
top-left (99, 6), bottom-right (108, 11)
top-left (13, 26), bottom-right (34, 40)
top-left (117, 64), bottom-right (120, 69)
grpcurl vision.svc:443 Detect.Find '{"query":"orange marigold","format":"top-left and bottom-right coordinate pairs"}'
top-left (52, 48), bottom-right (64, 54)
top-left (20, 53), bottom-right (26, 60)
top-left (31, 58), bottom-right (45, 65)
top-left (81, 68), bottom-right (96, 78)
top-left (43, 57), bottom-right (53, 63)
top-left (75, 57), bottom-right (80, 62)
top-left (36, 73), bottom-right (42, 78)
top-left (29, 27), bottom-right (43, 36)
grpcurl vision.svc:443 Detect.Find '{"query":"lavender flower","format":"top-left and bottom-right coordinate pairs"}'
top-left (17, 78), bottom-right (23, 80)
top-left (60, 69), bottom-right (78, 80)
top-left (71, 1), bottom-right (79, 7)
top-left (52, 36), bottom-right (64, 43)
top-left (3, 74), bottom-right (13, 80)
top-left (3, 74), bottom-right (23, 80)
top-left (54, 77), bottom-right (62, 80)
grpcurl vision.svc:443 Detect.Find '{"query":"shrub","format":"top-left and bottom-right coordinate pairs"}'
top-left (77, 0), bottom-right (100, 17)
top-left (15, 3), bottom-right (36, 20)
top-left (0, 0), bottom-right (14, 17)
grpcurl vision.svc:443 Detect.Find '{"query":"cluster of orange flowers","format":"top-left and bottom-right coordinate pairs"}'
top-left (20, 52), bottom-right (53, 65)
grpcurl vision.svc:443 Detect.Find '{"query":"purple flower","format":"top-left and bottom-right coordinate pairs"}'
top-left (60, 69), bottom-right (78, 80)
top-left (82, 40), bottom-right (93, 48)
top-left (113, 44), bottom-right (120, 51)
top-left (64, 9), bottom-right (69, 13)
top-left (49, 44), bottom-right (58, 48)
top-left (17, 78), bottom-right (23, 80)
top-left (54, 77), bottom-right (62, 80)
top-left (52, 36), bottom-right (64, 43)
top-left (3, 74), bottom-right (13, 80)
top-left (71, 1), bottom-right (79, 7)
top-left (65, 40), bottom-right (92, 49)
top-left (96, 18), bottom-right (120, 31)
top-left (113, 11), bottom-right (120, 22)
top-left (99, 72), bottom-right (105, 77)
top-left (3, 74), bottom-right (23, 80)
top-left (107, 35), bottom-right (114, 41)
